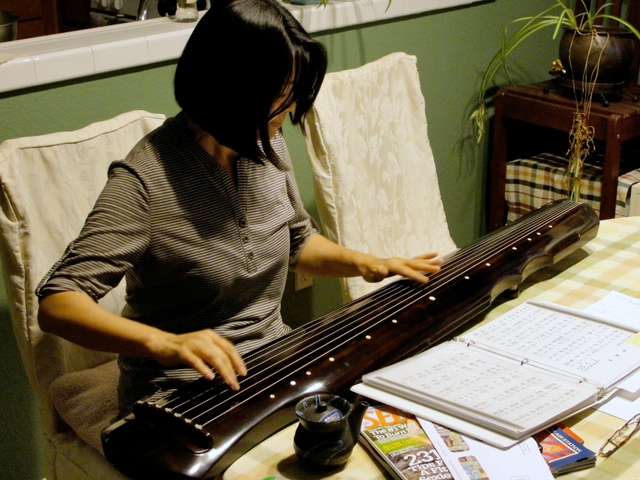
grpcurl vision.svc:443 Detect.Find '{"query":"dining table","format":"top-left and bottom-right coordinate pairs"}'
top-left (224, 215), bottom-right (640, 480)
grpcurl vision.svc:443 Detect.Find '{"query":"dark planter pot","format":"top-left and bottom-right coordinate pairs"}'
top-left (558, 25), bottom-right (635, 95)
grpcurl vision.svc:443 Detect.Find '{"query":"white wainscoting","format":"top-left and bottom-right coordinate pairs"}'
top-left (0, 0), bottom-right (483, 94)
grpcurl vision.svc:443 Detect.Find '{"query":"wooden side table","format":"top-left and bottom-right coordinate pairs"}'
top-left (488, 80), bottom-right (640, 232)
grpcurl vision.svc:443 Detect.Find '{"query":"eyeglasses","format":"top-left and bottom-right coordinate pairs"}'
top-left (598, 413), bottom-right (640, 458)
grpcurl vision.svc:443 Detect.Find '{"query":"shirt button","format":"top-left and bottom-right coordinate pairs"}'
top-left (247, 251), bottom-right (254, 260)
top-left (242, 235), bottom-right (250, 243)
top-left (238, 218), bottom-right (247, 228)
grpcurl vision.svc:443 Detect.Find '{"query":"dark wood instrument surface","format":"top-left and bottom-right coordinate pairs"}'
top-left (102, 200), bottom-right (600, 479)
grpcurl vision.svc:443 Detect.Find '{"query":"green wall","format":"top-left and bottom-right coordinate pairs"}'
top-left (0, 1), bottom-right (558, 478)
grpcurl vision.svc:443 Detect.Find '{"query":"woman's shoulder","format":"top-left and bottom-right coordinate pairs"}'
top-left (113, 115), bottom-right (188, 171)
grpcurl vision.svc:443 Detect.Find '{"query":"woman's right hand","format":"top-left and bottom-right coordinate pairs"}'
top-left (150, 329), bottom-right (247, 389)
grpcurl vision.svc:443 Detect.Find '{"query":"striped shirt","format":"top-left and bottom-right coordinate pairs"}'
top-left (37, 112), bottom-right (318, 414)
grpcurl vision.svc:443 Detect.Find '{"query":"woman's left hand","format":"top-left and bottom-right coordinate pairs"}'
top-left (360, 252), bottom-right (442, 284)
top-left (295, 235), bottom-right (443, 284)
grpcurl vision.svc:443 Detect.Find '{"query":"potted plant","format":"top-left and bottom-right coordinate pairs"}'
top-left (470, 0), bottom-right (640, 201)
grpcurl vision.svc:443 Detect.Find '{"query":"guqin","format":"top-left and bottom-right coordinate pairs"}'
top-left (102, 200), bottom-right (599, 479)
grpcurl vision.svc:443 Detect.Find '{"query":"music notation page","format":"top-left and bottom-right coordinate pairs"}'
top-left (362, 341), bottom-right (598, 439)
top-left (361, 301), bottom-right (640, 440)
top-left (583, 290), bottom-right (640, 331)
top-left (460, 301), bottom-right (640, 388)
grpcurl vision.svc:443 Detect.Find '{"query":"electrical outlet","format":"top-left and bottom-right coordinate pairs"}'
top-left (295, 272), bottom-right (313, 291)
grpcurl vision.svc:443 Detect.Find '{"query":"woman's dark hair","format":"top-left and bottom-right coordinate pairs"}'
top-left (174, 0), bottom-right (327, 167)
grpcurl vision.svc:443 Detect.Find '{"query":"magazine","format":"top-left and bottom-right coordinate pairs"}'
top-left (360, 404), bottom-right (455, 480)
top-left (361, 405), bottom-right (554, 480)
top-left (532, 424), bottom-right (596, 476)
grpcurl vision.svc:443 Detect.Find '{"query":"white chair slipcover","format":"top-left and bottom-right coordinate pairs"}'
top-left (0, 110), bottom-right (166, 479)
top-left (303, 52), bottom-right (457, 302)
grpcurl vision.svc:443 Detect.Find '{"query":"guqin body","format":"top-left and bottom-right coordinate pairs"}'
top-left (102, 200), bottom-right (599, 479)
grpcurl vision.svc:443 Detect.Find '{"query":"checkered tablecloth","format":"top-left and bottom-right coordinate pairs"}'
top-left (223, 218), bottom-right (640, 480)
top-left (473, 216), bottom-right (640, 479)
top-left (506, 153), bottom-right (640, 222)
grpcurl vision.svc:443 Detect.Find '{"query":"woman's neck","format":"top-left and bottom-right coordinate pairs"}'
top-left (185, 114), bottom-right (239, 181)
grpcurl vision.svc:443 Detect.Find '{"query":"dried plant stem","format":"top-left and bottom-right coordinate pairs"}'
top-left (566, 112), bottom-right (595, 201)
top-left (565, 28), bottom-right (606, 201)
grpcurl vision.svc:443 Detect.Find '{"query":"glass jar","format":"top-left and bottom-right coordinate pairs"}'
top-left (174, 0), bottom-right (198, 23)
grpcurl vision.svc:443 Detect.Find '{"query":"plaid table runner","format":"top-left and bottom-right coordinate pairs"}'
top-left (505, 153), bottom-right (640, 221)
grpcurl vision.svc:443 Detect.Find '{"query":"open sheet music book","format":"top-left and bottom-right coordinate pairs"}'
top-left (353, 300), bottom-right (640, 448)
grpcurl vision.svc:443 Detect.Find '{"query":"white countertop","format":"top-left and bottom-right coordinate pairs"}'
top-left (0, 0), bottom-right (481, 94)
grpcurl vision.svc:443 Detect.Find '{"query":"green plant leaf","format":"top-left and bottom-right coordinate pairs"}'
top-left (470, 0), bottom-right (640, 143)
